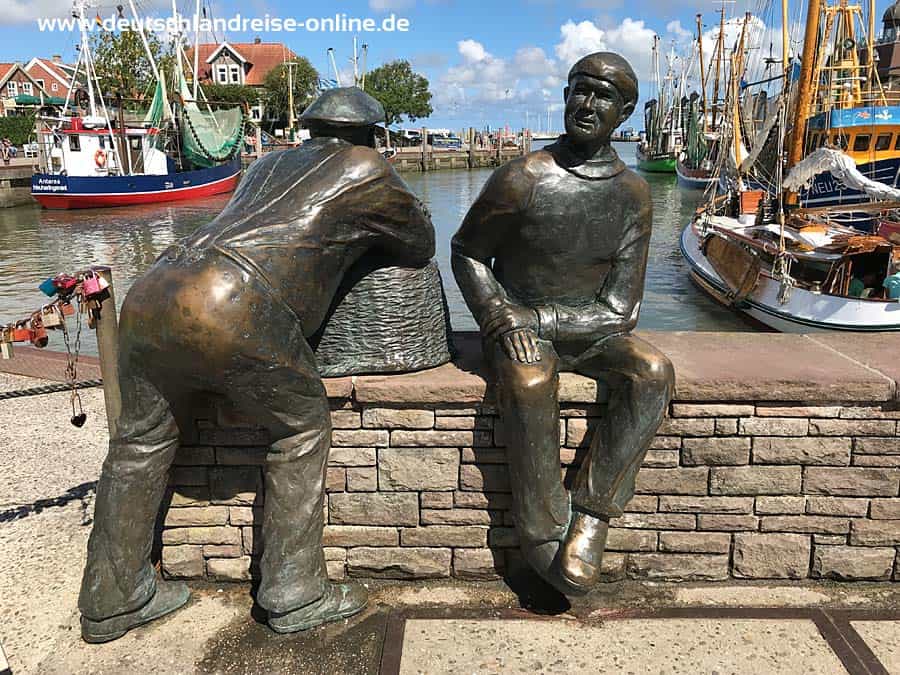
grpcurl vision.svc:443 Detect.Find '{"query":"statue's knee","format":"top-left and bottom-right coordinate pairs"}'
top-left (495, 345), bottom-right (559, 394)
top-left (641, 352), bottom-right (675, 398)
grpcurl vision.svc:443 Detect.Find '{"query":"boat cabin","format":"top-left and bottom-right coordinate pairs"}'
top-left (38, 116), bottom-right (171, 178)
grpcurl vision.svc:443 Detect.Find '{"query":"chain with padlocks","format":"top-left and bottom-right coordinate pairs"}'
top-left (0, 268), bottom-right (111, 427)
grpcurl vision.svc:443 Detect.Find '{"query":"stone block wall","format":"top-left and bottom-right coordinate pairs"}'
top-left (160, 370), bottom-right (900, 584)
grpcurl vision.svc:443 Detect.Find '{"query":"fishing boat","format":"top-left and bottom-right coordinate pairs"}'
top-left (637, 36), bottom-right (682, 173)
top-left (744, 0), bottom-right (900, 219)
top-left (676, 11), bottom-right (728, 190)
top-left (681, 0), bottom-right (900, 332)
top-left (31, 0), bottom-right (244, 210)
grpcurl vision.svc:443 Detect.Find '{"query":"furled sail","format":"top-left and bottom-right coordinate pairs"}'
top-left (784, 147), bottom-right (900, 201)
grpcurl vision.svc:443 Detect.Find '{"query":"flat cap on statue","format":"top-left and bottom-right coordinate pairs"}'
top-left (301, 86), bottom-right (385, 127)
top-left (567, 52), bottom-right (639, 108)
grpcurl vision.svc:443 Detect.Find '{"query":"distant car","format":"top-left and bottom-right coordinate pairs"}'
top-left (428, 134), bottom-right (463, 151)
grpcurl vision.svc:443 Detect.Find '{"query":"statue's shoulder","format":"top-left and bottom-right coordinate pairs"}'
top-left (343, 144), bottom-right (393, 177)
top-left (488, 149), bottom-right (554, 188)
top-left (521, 147), bottom-right (561, 176)
top-left (617, 166), bottom-right (652, 202)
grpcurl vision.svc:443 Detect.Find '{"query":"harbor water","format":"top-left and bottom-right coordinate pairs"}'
top-left (0, 142), bottom-right (749, 356)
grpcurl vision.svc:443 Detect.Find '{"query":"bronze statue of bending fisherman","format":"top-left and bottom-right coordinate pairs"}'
top-left (78, 87), bottom-right (436, 641)
top-left (452, 52), bottom-right (674, 595)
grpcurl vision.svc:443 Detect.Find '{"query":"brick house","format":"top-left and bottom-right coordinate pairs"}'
top-left (0, 63), bottom-right (54, 116)
top-left (25, 56), bottom-right (76, 100)
top-left (185, 38), bottom-right (299, 122)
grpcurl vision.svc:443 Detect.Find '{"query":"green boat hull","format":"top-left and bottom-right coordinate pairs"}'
top-left (636, 155), bottom-right (677, 173)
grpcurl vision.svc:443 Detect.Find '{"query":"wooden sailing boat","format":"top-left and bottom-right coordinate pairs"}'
top-left (680, 0), bottom-right (900, 331)
top-left (637, 36), bottom-right (682, 173)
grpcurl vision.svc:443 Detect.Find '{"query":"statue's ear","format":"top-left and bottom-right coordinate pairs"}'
top-left (563, 86), bottom-right (569, 104)
top-left (618, 101), bottom-right (636, 125)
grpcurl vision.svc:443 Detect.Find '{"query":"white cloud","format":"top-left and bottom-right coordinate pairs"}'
top-left (458, 39), bottom-right (489, 64)
top-left (369, 0), bottom-right (416, 11)
top-left (430, 17), bottom-right (696, 127)
top-left (666, 20), bottom-right (692, 41)
top-left (514, 46), bottom-right (555, 77)
top-left (555, 20), bottom-right (606, 65)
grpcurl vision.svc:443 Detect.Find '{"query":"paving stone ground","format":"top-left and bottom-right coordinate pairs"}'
top-left (398, 618), bottom-right (845, 674)
top-left (852, 621), bottom-right (900, 673)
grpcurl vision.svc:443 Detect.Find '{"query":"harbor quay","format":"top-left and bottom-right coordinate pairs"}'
top-left (5, 330), bottom-right (899, 587)
top-left (153, 331), bottom-right (900, 586)
top-left (3, 330), bottom-right (900, 672)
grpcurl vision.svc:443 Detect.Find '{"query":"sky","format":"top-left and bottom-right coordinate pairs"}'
top-left (1, 0), bottom-right (897, 131)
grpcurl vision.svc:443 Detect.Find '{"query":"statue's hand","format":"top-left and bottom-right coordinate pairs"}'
top-left (501, 328), bottom-right (542, 364)
top-left (482, 303), bottom-right (539, 341)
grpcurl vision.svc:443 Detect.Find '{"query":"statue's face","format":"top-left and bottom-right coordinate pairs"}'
top-left (563, 74), bottom-right (628, 145)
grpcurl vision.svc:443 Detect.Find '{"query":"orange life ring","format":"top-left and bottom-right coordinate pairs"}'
top-left (94, 148), bottom-right (107, 168)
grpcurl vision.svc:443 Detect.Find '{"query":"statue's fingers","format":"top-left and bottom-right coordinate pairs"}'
top-left (518, 330), bottom-right (535, 363)
top-left (511, 331), bottom-right (528, 362)
top-left (502, 334), bottom-right (519, 361)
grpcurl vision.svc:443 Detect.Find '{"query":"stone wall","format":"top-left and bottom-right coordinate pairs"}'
top-left (159, 333), bottom-right (900, 584)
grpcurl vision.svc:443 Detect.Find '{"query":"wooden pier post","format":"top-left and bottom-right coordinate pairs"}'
top-left (467, 127), bottom-right (475, 168)
top-left (421, 127), bottom-right (429, 171)
top-left (93, 266), bottom-right (122, 438)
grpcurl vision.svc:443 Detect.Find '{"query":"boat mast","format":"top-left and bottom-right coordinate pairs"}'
top-left (782, 0), bottom-right (790, 82)
top-left (731, 12), bottom-right (751, 175)
top-left (171, 0), bottom-right (184, 95)
top-left (126, 0), bottom-right (160, 82)
top-left (652, 34), bottom-right (661, 152)
top-left (76, 0), bottom-right (98, 118)
top-left (787, 0), bottom-right (822, 169)
top-left (697, 14), bottom-right (709, 133)
top-left (192, 0), bottom-right (201, 100)
top-left (668, 43), bottom-right (680, 154)
top-left (711, 6), bottom-right (726, 132)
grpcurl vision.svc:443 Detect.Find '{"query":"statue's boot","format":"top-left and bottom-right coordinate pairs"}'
top-left (81, 580), bottom-right (191, 644)
top-left (553, 512), bottom-right (609, 596)
top-left (521, 540), bottom-right (560, 580)
top-left (268, 582), bottom-right (368, 634)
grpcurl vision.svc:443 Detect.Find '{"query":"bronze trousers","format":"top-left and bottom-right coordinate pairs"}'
top-left (79, 250), bottom-right (331, 620)
top-left (492, 332), bottom-right (674, 546)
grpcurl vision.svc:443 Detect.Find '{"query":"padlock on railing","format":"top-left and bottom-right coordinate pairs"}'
top-left (81, 271), bottom-right (103, 298)
top-left (11, 323), bottom-right (32, 343)
top-left (39, 278), bottom-right (58, 297)
top-left (29, 316), bottom-right (48, 349)
top-left (59, 301), bottom-right (75, 317)
top-left (54, 274), bottom-right (78, 295)
top-left (82, 270), bottom-right (110, 299)
top-left (41, 305), bottom-right (62, 329)
top-left (0, 327), bottom-right (13, 360)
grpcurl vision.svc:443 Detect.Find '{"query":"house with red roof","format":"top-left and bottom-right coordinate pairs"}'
top-left (185, 38), bottom-right (299, 122)
top-left (0, 63), bottom-right (55, 116)
top-left (25, 56), bottom-right (77, 100)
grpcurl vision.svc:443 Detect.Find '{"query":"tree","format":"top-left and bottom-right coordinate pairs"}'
top-left (263, 58), bottom-right (319, 131)
top-left (203, 84), bottom-right (258, 107)
top-left (364, 60), bottom-right (433, 143)
top-left (90, 29), bottom-right (173, 100)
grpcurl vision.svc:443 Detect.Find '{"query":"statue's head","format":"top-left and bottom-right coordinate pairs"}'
top-left (563, 52), bottom-right (638, 146)
top-left (301, 86), bottom-right (385, 147)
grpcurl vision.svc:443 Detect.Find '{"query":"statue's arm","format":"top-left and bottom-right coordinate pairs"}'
top-left (538, 199), bottom-right (652, 342)
top-left (356, 164), bottom-right (436, 266)
top-left (450, 168), bottom-right (527, 333)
